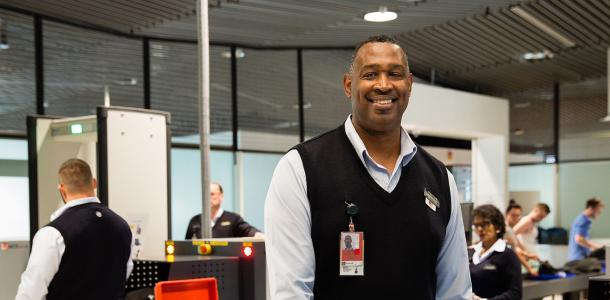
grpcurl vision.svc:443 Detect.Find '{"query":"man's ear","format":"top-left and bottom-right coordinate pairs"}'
top-left (343, 73), bottom-right (352, 100)
top-left (92, 178), bottom-right (97, 190)
top-left (406, 72), bottom-right (414, 97)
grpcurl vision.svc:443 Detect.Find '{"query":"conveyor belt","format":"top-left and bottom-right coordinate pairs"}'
top-left (523, 273), bottom-right (601, 300)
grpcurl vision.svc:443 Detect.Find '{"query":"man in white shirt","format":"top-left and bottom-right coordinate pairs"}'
top-left (513, 203), bottom-right (550, 254)
top-left (15, 158), bottom-right (134, 300)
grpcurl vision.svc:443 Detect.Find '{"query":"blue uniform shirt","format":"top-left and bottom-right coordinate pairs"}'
top-left (568, 213), bottom-right (592, 261)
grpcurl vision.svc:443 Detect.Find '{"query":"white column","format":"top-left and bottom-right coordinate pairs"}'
top-left (472, 136), bottom-right (508, 209)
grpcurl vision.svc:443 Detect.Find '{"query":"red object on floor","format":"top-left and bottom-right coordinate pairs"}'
top-left (154, 278), bottom-right (219, 300)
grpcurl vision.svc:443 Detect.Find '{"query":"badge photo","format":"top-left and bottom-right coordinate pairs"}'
top-left (339, 231), bottom-right (364, 276)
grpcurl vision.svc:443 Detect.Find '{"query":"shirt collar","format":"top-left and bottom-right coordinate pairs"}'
top-left (343, 116), bottom-right (417, 168)
top-left (50, 197), bottom-right (100, 221)
top-left (213, 208), bottom-right (224, 222)
top-left (211, 208), bottom-right (224, 227)
top-left (472, 238), bottom-right (506, 265)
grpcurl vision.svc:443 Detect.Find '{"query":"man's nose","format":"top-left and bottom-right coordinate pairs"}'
top-left (374, 74), bottom-right (391, 92)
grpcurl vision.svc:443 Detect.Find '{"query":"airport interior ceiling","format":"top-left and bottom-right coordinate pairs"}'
top-left (1, 0), bottom-right (610, 155)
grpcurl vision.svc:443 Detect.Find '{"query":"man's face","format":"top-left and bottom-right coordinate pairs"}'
top-left (592, 204), bottom-right (604, 219)
top-left (506, 208), bottom-right (522, 227)
top-left (343, 42), bottom-right (413, 134)
top-left (532, 208), bottom-right (548, 223)
top-left (344, 235), bottom-right (352, 249)
top-left (210, 183), bottom-right (223, 209)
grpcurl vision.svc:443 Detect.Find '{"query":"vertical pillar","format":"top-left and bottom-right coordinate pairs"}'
top-left (197, 0), bottom-right (212, 239)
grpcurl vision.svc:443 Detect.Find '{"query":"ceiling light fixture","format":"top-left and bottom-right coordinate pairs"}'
top-left (522, 50), bottom-right (554, 61)
top-left (115, 78), bottom-right (138, 86)
top-left (221, 48), bottom-right (245, 59)
top-left (510, 6), bottom-right (575, 48)
top-left (514, 102), bottom-right (531, 109)
top-left (0, 18), bottom-right (9, 50)
top-left (292, 102), bottom-right (312, 110)
top-left (364, 6), bottom-right (397, 22)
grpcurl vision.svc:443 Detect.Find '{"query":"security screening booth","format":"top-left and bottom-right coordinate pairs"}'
top-left (27, 106), bottom-right (267, 300)
top-left (27, 106), bottom-right (171, 258)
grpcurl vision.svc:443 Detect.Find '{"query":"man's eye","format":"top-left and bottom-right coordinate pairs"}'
top-left (362, 73), bottom-right (375, 79)
top-left (390, 72), bottom-right (404, 78)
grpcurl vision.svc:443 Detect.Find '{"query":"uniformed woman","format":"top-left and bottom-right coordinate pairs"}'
top-left (469, 204), bottom-right (522, 300)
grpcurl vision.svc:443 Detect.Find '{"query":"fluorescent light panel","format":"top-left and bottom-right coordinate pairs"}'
top-left (510, 6), bottom-right (576, 48)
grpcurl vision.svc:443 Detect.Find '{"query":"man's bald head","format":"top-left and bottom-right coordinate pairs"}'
top-left (348, 35), bottom-right (410, 74)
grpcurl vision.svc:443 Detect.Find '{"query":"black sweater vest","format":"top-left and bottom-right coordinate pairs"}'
top-left (294, 125), bottom-right (451, 300)
top-left (46, 202), bottom-right (132, 300)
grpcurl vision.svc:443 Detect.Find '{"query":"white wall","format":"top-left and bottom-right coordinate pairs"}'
top-left (473, 137), bottom-right (508, 210)
top-left (404, 82), bottom-right (509, 208)
top-left (404, 82), bottom-right (509, 138)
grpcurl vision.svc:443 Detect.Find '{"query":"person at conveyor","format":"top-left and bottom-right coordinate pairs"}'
top-left (513, 203), bottom-right (550, 255)
top-left (504, 200), bottom-right (539, 276)
top-left (568, 197), bottom-right (605, 261)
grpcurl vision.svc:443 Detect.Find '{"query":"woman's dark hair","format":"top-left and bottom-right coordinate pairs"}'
top-left (473, 204), bottom-right (506, 239)
top-left (506, 199), bottom-right (522, 214)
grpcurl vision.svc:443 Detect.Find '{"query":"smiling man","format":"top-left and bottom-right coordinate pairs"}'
top-left (264, 35), bottom-right (471, 299)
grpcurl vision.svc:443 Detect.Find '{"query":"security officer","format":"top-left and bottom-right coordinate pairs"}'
top-left (264, 35), bottom-right (471, 299)
top-left (15, 158), bottom-right (133, 300)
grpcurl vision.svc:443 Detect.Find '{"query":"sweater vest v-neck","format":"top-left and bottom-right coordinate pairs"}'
top-left (294, 125), bottom-right (451, 300)
top-left (46, 202), bottom-right (132, 300)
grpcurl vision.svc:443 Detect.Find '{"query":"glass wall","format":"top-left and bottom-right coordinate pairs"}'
top-left (151, 43), bottom-right (232, 146)
top-left (0, 138), bottom-right (29, 241)
top-left (507, 87), bottom-right (556, 163)
top-left (170, 149), bottom-right (235, 239)
top-left (559, 78), bottom-right (610, 161)
top-left (508, 164), bottom-right (557, 228)
top-left (559, 161), bottom-right (610, 238)
top-left (242, 152), bottom-right (283, 231)
top-left (237, 49), bottom-right (299, 151)
top-left (43, 21), bottom-right (143, 116)
top-left (0, 9), bottom-right (35, 133)
top-left (302, 50), bottom-right (352, 139)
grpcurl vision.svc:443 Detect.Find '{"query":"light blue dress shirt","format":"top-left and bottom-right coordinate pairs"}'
top-left (264, 117), bottom-right (472, 300)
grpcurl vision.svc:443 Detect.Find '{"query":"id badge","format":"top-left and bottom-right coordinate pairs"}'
top-left (339, 231), bottom-right (364, 276)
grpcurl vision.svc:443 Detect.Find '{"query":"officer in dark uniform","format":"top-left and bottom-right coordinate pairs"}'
top-left (16, 158), bottom-right (133, 300)
top-left (185, 182), bottom-right (262, 239)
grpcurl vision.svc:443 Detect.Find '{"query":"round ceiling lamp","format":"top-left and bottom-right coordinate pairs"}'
top-left (364, 6), bottom-right (397, 22)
